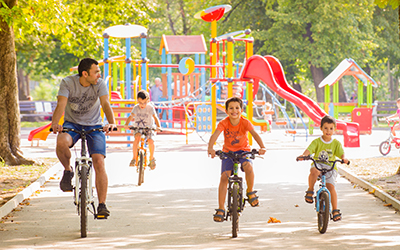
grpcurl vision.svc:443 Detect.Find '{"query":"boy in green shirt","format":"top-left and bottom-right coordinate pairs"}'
top-left (297, 115), bottom-right (349, 222)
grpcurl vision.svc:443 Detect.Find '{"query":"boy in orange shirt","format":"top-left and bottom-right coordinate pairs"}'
top-left (208, 97), bottom-right (266, 222)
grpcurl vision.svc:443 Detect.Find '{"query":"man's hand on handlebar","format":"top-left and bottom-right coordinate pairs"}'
top-left (103, 124), bottom-right (118, 134)
top-left (51, 123), bottom-right (63, 134)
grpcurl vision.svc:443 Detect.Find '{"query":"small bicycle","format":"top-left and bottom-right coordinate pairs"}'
top-left (215, 149), bottom-right (259, 238)
top-left (51, 126), bottom-right (116, 238)
top-left (129, 126), bottom-right (157, 186)
top-left (379, 119), bottom-right (400, 156)
top-left (296, 155), bottom-right (349, 234)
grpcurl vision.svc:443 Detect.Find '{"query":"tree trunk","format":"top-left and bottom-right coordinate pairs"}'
top-left (17, 68), bottom-right (30, 100)
top-left (338, 79), bottom-right (347, 102)
top-left (310, 64), bottom-right (325, 102)
top-left (0, 0), bottom-right (34, 165)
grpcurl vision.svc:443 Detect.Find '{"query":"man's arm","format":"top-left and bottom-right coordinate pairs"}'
top-left (99, 95), bottom-right (117, 132)
top-left (51, 96), bottom-right (68, 133)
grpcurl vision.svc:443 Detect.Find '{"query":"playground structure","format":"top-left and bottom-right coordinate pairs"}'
top-left (318, 58), bottom-right (377, 134)
top-left (28, 4), bottom-right (383, 148)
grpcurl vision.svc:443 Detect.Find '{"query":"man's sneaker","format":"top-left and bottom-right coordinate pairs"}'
top-left (60, 170), bottom-right (74, 192)
top-left (97, 203), bottom-right (110, 219)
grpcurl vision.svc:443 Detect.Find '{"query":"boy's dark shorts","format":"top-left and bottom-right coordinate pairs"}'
top-left (221, 150), bottom-right (253, 174)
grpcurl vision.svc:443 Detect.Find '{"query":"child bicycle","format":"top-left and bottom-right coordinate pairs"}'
top-left (296, 155), bottom-right (350, 234)
top-left (215, 149), bottom-right (259, 238)
top-left (51, 126), bottom-right (116, 238)
top-left (129, 126), bottom-right (157, 186)
top-left (379, 119), bottom-right (400, 156)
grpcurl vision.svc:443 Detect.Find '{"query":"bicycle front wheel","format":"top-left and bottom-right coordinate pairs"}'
top-left (317, 191), bottom-right (330, 234)
top-left (138, 152), bottom-right (144, 186)
top-left (80, 165), bottom-right (88, 238)
top-left (231, 184), bottom-right (239, 238)
top-left (379, 140), bottom-right (391, 156)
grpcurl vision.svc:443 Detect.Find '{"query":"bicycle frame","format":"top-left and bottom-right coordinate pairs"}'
top-left (215, 149), bottom-right (259, 238)
top-left (227, 162), bottom-right (244, 217)
top-left (315, 174), bottom-right (331, 214)
top-left (130, 127), bottom-right (154, 167)
top-left (387, 121), bottom-right (400, 147)
top-left (136, 133), bottom-right (148, 167)
top-left (73, 131), bottom-right (95, 217)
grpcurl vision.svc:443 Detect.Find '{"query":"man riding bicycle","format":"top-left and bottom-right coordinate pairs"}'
top-left (51, 58), bottom-right (117, 218)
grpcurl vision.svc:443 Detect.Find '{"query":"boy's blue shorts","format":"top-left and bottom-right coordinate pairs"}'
top-left (63, 121), bottom-right (106, 157)
top-left (221, 150), bottom-right (253, 175)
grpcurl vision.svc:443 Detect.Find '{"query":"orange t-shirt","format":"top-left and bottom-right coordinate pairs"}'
top-left (217, 116), bottom-right (254, 152)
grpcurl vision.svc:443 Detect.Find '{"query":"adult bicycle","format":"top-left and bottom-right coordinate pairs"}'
top-left (51, 126), bottom-right (116, 237)
top-left (296, 155), bottom-right (349, 234)
top-left (215, 149), bottom-right (259, 238)
top-left (129, 126), bottom-right (157, 186)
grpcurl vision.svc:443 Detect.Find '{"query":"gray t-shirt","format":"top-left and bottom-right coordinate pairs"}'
top-left (130, 104), bottom-right (156, 128)
top-left (58, 74), bottom-right (108, 126)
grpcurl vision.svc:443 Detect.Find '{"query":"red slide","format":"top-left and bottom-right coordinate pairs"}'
top-left (241, 55), bottom-right (359, 147)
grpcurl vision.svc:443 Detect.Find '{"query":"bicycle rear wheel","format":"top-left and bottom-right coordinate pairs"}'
top-left (80, 165), bottom-right (88, 238)
top-left (231, 184), bottom-right (239, 238)
top-left (317, 191), bottom-right (330, 234)
top-left (138, 152), bottom-right (144, 186)
top-left (379, 140), bottom-right (391, 156)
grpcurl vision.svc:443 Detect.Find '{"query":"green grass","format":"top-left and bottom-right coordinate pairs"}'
top-left (21, 121), bottom-right (50, 128)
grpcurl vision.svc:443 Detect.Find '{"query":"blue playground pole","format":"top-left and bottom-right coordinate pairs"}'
top-left (125, 37), bottom-right (132, 99)
top-left (103, 34), bottom-right (109, 83)
top-left (195, 54), bottom-right (199, 73)
top-left (140, 33), bottom-right (147, 90)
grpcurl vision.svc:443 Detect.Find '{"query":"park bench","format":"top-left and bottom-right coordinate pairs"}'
top-left (19, 101), bottom-right (56, 120)
top-left (372, 101), bottom-right (398, 125)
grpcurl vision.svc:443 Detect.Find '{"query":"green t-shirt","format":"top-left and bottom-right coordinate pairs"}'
top-left (307, 137), bottom-right (344, 170)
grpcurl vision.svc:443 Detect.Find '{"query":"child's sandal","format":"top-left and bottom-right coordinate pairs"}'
top-left (213, 209), bottom-right (225, 222)
top-left (332, 209), bottom-right (342, 222)
top-left (305, 191), bottom-right (314, 204)
top-left (246, 191), bottom-right (259, 207)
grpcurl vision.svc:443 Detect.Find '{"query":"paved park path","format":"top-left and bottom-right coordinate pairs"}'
top-left (1, 128), bottom-right (400, 249)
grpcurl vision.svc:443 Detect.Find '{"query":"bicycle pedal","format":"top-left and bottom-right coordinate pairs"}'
top-left (96, 214), bottom-right (108, 220)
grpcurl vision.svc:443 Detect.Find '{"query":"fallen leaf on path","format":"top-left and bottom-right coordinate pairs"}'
top-left (268, 217), bottom-right (281, 223)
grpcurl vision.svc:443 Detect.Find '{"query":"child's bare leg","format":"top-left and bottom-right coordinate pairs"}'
top-left (305, 167), bottom-right (320, 203)
top-left (218, 171), bottom-right (230, 210)
top-left (132, 133), bottom-right (141, 160)
top-left (148, 138), bottom-right (155, 160)
top-left (242, 162), bottom-right (259, 206)
top-left (327, 183), bottom-right (341, 221)
top-left (242, 161), bottom-right (255, 194)
top-left (308, 167), bottom-right (320, 191)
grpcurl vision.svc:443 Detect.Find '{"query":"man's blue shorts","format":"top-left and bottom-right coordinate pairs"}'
top-left (63, 121), bottom-right (106, 157)
top-left (221, 150), bottom-right (253, 174)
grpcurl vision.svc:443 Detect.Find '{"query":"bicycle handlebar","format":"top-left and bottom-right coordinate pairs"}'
top-left (215, 149), bottom-right (259, 161)
top-left (296, 155), bottom-right (350, 172)
top-left (50, 127), bottom-right (117, 134)
top-left (128, 126), bottom-right (162, 133)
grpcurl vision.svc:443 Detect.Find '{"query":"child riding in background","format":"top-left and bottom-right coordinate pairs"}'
top-left (385, 98), bottom-right (400, 135)
top-left (125, 90), bottom-right (161, 170)
top-left (297, 115), bottom-right (349, 222)
top-left (208, 97), bottom-right (266, 222)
